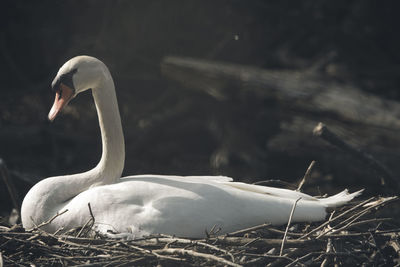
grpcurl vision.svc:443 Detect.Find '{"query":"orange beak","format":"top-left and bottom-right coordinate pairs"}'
top-left (48, 83), bottom-right (75, 121)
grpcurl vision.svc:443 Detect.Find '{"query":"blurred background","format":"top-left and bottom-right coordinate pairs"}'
top-left (1, 1), bottom-right (400, 215)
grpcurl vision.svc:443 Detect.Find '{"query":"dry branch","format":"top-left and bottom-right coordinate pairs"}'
top-left (161, 56), bottom-right (400, 130)
top-left (0, 159), bottom-right (20, 213)
top-left (313, 122), bottom-right (398, 190)
top-left (29, 209), bottom-right (69, 231)
top-left (154, 248), bottom-right (241, 267)
top-left (224, 223), bottom-right (271, 237)
top-left (280, 198), bottom-right (301, 256)
top-left (297, 160), bottom-right (316, 191)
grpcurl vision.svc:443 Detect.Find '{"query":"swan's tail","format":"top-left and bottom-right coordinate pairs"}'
top-left (318, 189), bottom-right (364, 208)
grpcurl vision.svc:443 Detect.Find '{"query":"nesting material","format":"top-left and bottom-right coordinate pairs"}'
top-left (0, 196), bottom-right (398, 266)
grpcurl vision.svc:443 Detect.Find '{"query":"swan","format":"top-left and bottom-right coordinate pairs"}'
top-left (21, 56), bottom-right (362, 238)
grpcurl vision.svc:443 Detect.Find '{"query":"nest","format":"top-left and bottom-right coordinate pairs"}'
top-left (1, 196), bottom-right (399, 266)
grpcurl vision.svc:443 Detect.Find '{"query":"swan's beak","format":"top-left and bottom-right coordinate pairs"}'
top-left (48, 83), bottom-right (75, 121)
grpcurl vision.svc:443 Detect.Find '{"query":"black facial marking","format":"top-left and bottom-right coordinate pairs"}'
top-left (51, 68), bottom-right (77, 92)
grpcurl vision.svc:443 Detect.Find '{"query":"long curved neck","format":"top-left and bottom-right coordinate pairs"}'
top-left (92, 75), bottom-right (125, 183)
top-left (67, 70), bottom-right (125, 186)
top-left (21, 68), bottom-right (125, 228)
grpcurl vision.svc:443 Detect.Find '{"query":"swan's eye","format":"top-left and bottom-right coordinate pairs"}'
top-left (58, 88), bottom-right (63, 100)
top-left (51, 68), bottom-right (77, 93)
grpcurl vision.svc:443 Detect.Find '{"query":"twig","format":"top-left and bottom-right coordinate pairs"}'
top-left (287, 250), bottom-right (365, 267)
top-left (241, 236), bottom-right (260, 248)
top-left (297, 160), bottom-right (316, 191)
top-left (244, 253), bottom-right (301, 266)
top-left (77, 203), bottom-right (96, 237)
top-left (154, 235), bottom-right (236, 262)
top-left (280, 198), bottom-right (301, 256)
top-left (1, 254), bottom-right (25, 267)
top-left (266, 248), bottom-right (306, 267)
top-left (320, 238), bottom-right (333, 267)
top-left (313, 122), bottom-right (399, 191)
top-left (30, 209), bottom-right (69, 231)
top-left (284, 252), bottom-right (316, 267)
top-left (262, 226), bottom-right (303, 237)
top-left (155, 248), bottom-right (242, 267)
top-left (299, 197), bottom-right (375, 239)
top-left (224, 223), bottom-right (271, 237)
top-left (87, 202), bottom-right (95, 222)
top-left (317, 197), bottom-right (397, 238)
top-left (76, 219), bottom-right (91, 237)
top-left (0, 159), bottom-right (20, 212)
top-left (124, 244), bottom-right (182, 262)
top-left (208, 236), bottom-right (322, 249)
top-left (206, 224), bottom-right (222, 237)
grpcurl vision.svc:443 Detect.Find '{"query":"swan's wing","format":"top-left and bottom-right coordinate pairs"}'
top-left (124, 175), bottom-right (314, 200)
top-left (220, 182), bottom-right (318, 201)
top-left (183, 176), bottom-right (317, 200)
top-left (220, 182), bottom-right (363, 205)
top-left (185, 175), bottom-right (233, 183)
top-left (121, 174), bottom-right (361, 206)
top-left (123, 174), bottom-right (233, 183)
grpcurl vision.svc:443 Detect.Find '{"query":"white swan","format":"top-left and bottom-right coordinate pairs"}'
top-left (21, 56), bottom-right (362, 238)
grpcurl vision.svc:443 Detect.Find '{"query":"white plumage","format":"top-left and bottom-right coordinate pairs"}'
top-left (21, 56), bottom-right (362, 238)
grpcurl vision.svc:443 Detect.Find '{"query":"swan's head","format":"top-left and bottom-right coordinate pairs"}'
top-left (48, 55), bottom-right (107, 121)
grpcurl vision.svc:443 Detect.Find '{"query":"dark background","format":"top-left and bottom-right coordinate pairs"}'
top-left (1, 1), bottom-right (400, 214)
